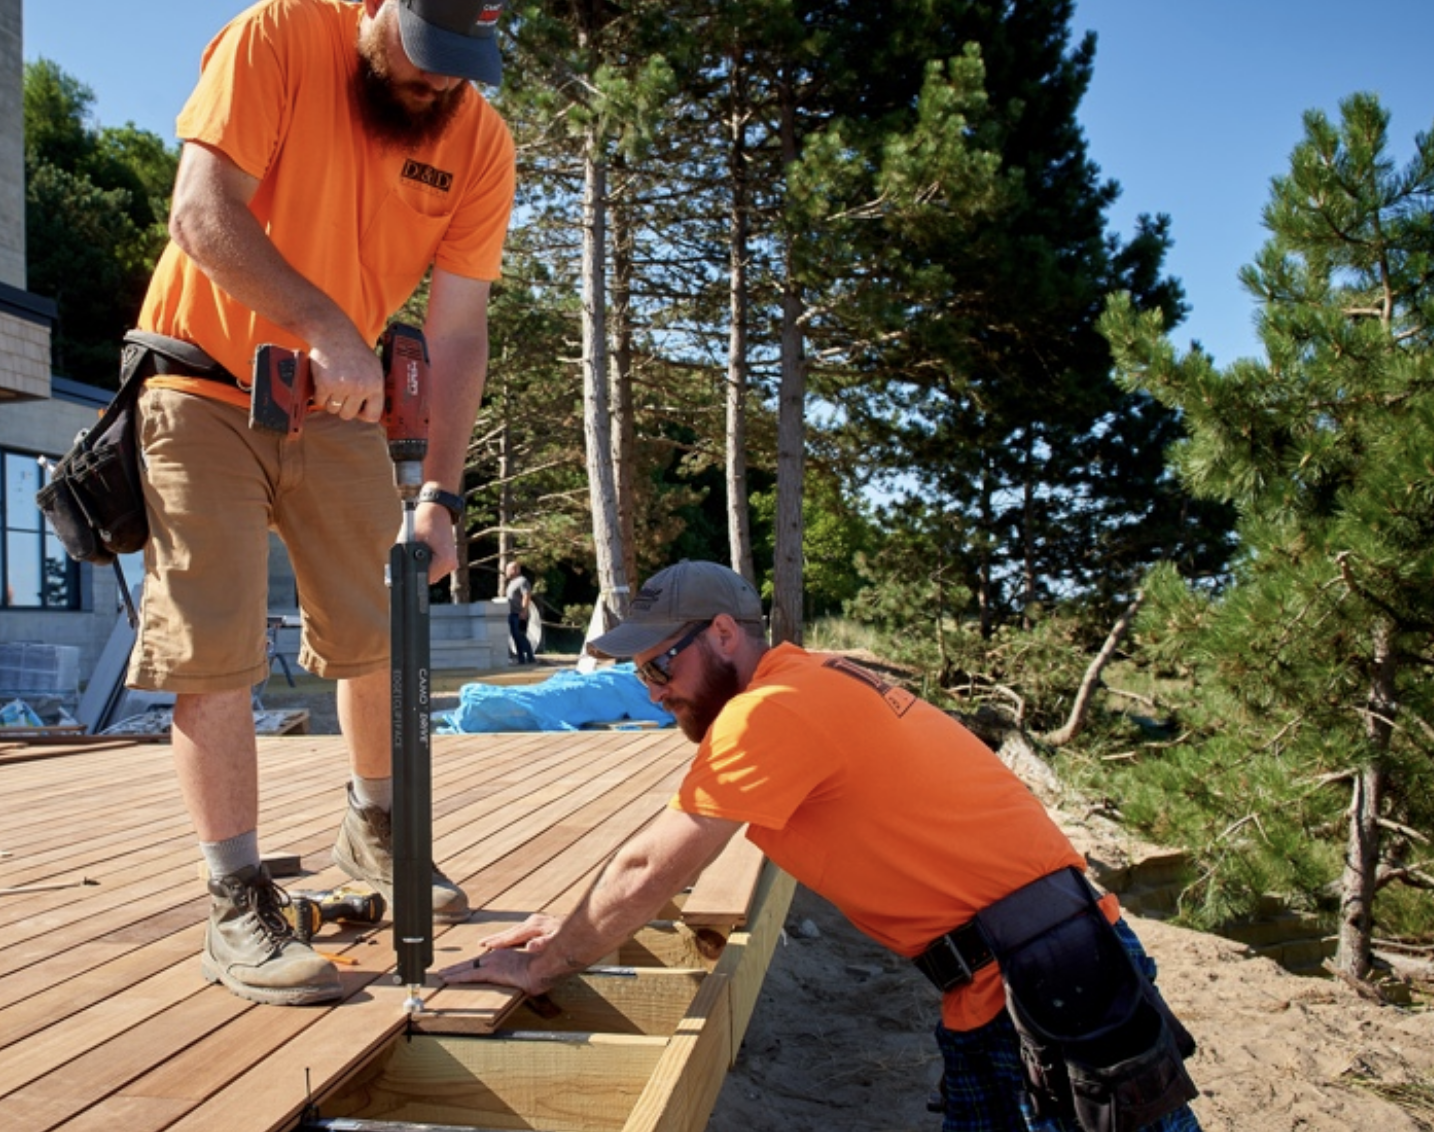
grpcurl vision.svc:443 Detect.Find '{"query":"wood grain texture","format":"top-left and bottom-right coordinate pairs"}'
top-left (0, 729), bottom-right (782, 1132)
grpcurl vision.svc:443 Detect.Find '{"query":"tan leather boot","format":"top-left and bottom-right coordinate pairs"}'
top-left (332, 785), bottom-right (470, 923)
top-left (201, 864), bottom-right (341, 1006)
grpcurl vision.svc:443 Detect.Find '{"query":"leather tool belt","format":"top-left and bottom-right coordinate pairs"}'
top-left (916, 868), bottom-right (1198, 1132)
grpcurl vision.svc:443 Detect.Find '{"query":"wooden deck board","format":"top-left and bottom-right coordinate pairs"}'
top-left (0, 728), bottom-right (775, 1132)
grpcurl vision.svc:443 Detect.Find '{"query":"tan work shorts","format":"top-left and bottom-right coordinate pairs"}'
top-left (127, 387), bottom-right (398, 693)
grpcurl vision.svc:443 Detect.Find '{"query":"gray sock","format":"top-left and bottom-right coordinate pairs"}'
top-left (352, 775), bottom-right (393, 813)
top-left (201, 830), bottom-right (261, 881)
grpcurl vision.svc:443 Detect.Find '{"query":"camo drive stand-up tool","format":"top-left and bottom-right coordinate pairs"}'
top-left (383, 324), bottom-right (436, 1014)
top-left (249, 324), bottom-right (436, 1013)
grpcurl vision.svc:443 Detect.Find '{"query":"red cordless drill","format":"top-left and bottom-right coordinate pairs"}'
top-left (249, 323), bottom-right (431, 500)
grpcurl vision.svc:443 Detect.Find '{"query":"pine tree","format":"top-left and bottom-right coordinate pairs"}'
top-left (1103, 94), bottom-right (1434, 976)
top-left (790, 3), bottom-right (1200, 635)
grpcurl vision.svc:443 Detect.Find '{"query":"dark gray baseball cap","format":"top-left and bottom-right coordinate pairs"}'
top-left (397, 0), bottom-right (504, 87)
top-left (586, 560), bottom-right (765, 659)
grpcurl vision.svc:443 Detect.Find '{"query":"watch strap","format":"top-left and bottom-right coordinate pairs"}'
top-left (417, 486), bottom-right (465, 523)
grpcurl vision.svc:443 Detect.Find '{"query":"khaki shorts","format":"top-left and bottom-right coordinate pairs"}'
top-left (127, 387), bottom-right (398, 693)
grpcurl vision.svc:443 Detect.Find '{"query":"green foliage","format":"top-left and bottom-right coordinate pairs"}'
top-left (798, 2), bottom-right (1216, 634)
top-left (1101, 94), bottom-right (1434, 955)
top-left (749, 468), bottom-right (877, 618)
top-left (23, 58), bottom-right (178, 385)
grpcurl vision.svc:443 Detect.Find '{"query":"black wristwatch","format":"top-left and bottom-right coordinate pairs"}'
top-left (416, 486), bottom-right (465, 524)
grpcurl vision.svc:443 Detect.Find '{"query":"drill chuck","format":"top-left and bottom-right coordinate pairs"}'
top-left (392, 458), bottom-right (425, 501)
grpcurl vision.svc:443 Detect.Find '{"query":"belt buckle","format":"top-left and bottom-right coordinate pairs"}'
top-left (928, 932), bottom-right (974, 992)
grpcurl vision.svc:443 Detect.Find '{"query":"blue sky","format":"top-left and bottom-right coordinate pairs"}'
top-left (21, 2), bottom-right (1434, 369)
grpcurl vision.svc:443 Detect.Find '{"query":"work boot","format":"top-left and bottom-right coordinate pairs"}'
top-left (332, 785), bottom-right (470, 923)
top-left (201, 864), bottom-right (342, 1006)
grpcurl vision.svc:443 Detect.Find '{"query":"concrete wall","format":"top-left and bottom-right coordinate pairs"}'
top-left (0, 0), bottom-right (24, 289)
top-left (267, 594), bottom-right (510, 676)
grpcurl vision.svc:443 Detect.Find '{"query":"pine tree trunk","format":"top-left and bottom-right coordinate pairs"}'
top-left (978, 461), bottom-right (994, 639)
top-left (580, 127), bottom-right (630, 625)
top-left (771, 71), bottom-right (805, 645)
top-left (497, 409), bottom-right (515, 598)
top-left (609, 186), bottom-right (638, 591)
top-left (1338, 763), bottom-right (1385, 979)
top-left (1021, 434), bottom-right (1036, 629)
top-left (1336, 618), bottom-right (1396, 978)
top-left (725, 54), bottom-right (755, 585)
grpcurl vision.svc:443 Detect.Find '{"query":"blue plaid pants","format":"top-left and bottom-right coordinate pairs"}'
top-left (934, 920), bottom-right (1202, 1132)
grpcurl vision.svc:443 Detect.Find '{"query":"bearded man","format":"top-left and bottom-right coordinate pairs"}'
top-left (129, 0), bottom-right (515, 1005)
top-left (441, 560), bottom-right (1202, 1132)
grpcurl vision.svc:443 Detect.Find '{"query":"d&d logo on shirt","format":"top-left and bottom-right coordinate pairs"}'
top-left (401, 159), bottom-right (454, 193)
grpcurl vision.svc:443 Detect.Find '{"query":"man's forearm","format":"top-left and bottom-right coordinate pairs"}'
top-left (169, 161), bottom-right (353, 349)
top-left (527, 848), bottom-right (688, 985)
top-left (421, 327), bottom-right (488, 492)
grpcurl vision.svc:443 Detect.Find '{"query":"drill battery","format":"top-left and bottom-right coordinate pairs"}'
top-left (282, 885), bottom-right (386, 943)
top-left (248, 344), bottom-right (312, 438)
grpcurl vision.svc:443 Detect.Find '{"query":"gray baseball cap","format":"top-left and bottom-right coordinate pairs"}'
top-left (397, 0), bottom-right (504, 87)
top-left (586, 560), bottom-right (765, 659)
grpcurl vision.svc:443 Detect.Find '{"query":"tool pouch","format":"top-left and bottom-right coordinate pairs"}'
top-left (975, 867), bottom-right (1197, 1132)
top-left (36, 335), bottom-right (152, 564)
top-left (36, 331), bottom-right (226, 565)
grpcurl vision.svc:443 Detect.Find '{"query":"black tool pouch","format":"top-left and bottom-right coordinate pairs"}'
top-left (36, 338), bottom-right (149, 565)
top-left (975, 867), bottom-right (1197, 1132)
top-left (36, 332), bottom-right (223, 566)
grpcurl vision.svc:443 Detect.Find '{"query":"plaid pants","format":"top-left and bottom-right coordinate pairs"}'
top-left (934, 920), bottom-right (1202, 1132)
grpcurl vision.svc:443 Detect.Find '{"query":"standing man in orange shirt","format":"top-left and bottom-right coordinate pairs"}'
top-left (129, 0), bottom-right (515, 1006)
top-left (440, 561), bottom-right (1201, 1132)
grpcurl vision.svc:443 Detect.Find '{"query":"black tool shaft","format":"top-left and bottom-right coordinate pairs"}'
top-left (390, 528), bottom-right (433, 990)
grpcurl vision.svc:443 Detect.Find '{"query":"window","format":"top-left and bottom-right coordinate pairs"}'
top-left (3, 448), bottom-right (78, 610)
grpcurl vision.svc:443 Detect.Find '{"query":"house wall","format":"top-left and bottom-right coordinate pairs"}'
top-left (1, 387), bottom-right (128, 680)
top-left (0, 0), bottom-right (24, 289)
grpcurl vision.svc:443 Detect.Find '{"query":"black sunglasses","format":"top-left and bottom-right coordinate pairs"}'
top-left (636, 621), bottom-right (712, 687)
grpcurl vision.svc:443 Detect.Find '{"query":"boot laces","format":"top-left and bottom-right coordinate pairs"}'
top-left (244, 872), bottom-right (296, 943)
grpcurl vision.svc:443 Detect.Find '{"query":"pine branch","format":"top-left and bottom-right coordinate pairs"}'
top-left (1336, 550), bottom-right (1434, 632)
top-left (1321, 959), bottom-right (1393, 1004)
top-left (1217, 812), bottom-right (1269, 845)
top-left (1099, 731), bottom-right (1191, 762)
top-left (1040, 592), bottom-right (1144, 747)
top-left (1374, 864), bottom-right (1434, 892)
top-left (1104, 686), bottom-right (1157, 708)
top-left (1269, 571), bottom-right (1349, 657)
top-left (1377, 818), bottom-right (1431, 845)
top-left (1372, 937), bottom-right (1434, 955)
top-left (1259, 713), bottom-right (1306, 753)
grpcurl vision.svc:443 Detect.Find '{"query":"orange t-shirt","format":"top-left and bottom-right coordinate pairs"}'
top-left (139, 0), bottom-right (516, 407)
top-left (674, 643), bottom-right (1110, 1032)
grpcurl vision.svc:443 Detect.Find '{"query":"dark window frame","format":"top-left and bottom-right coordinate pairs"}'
top-left (2, 446), bottom-right (80, 611)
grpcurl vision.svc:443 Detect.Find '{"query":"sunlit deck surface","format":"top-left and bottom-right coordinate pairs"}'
top-left (0, 728), bottom-right (777, 1132)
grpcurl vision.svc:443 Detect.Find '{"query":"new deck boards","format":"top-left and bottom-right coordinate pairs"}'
top-left (0, 729), bottom-right (769, 1132)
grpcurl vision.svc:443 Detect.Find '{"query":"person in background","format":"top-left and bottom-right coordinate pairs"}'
top-left (129, 0), bottom-right (515, 1006)
top-left (505, 559), bottom-right (536, 664)
top-left (440, 560), bottom-right (1201, 1131)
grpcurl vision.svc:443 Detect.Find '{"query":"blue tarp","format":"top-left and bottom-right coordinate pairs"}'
top-left (436, 663), bottom-right (675, 733)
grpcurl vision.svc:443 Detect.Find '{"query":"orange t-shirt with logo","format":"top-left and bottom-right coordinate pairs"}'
top-left (139, 0), bottom-right (516, 408)
top-left (674, 643), bottom-right (1113, 1032)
